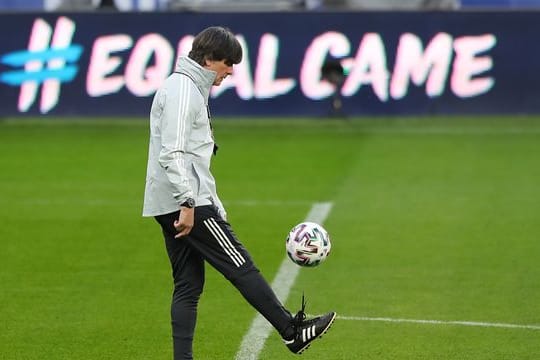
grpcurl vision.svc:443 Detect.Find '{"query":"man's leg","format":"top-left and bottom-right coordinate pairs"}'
top-left (155, 212), bottom-right (205, 360)
top-left (186, 206), bottom-right (295, 339)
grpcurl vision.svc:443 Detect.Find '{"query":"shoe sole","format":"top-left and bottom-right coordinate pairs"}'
top-left (296, 312), bottom-right (337, 355)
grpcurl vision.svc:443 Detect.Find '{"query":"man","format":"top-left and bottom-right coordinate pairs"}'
top-left (142, 26), bottom-right (335, 359)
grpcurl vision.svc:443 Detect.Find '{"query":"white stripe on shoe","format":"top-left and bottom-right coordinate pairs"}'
top-left (204, 218), bottom-right (246, 267)
top-left (302, 325), bottom-right (315, 342)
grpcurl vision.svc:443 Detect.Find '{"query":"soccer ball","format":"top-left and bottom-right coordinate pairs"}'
top-left (286, 222), bottom-right (331, 267)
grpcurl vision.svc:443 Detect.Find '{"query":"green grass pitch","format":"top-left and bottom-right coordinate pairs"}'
top-left (1, 116), bottom-right (539, 359)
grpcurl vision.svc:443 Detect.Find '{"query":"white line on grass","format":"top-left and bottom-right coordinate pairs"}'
top-left (234, 202), bottom-right (334, 360)
top-left (334, 315), bottom-right (540, 331)
top-left (7, 199), bottom-right (314, 206)
top-left (353, 127), bottom-right (540, 135)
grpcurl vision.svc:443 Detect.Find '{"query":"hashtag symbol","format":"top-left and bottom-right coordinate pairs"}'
top-left (0, 16), bottom-right (82, 113)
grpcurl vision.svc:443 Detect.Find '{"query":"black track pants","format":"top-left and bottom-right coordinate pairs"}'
top-left (155, 205), bottom-right (293, 360)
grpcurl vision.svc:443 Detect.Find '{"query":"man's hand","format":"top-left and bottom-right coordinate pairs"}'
top-left (174, 207), bottom-right (194, 238)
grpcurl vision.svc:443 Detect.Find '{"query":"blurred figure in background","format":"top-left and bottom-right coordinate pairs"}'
top-left (45, 0), bottom-right (99, 10)
top-left (44, 0), bottom-right (118, 10)
top-left (44, 0), bottom-right (168, 11)
top-left (305, 0), bottom-right (460, 10)
top-left (27, 0), bottom-right (458, 11)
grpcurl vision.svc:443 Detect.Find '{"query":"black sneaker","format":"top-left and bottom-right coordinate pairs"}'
top-left (283, 294), bottom-right (336, 354)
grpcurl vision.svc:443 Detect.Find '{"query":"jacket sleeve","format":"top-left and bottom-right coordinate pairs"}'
top-left (158, 78), bottom-right (195, 205)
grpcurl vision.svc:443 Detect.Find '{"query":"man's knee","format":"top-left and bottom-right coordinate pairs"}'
top-left (173, 278), bottom-right (204, 303)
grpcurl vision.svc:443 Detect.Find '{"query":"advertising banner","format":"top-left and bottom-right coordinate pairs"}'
top-left (0, 11), bottom-right (538, 117)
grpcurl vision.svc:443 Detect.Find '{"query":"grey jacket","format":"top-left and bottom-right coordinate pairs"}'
top-left (142, 56), bottom-right (226, 219)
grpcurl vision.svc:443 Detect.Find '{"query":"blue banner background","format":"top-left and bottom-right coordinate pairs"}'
top-left (0, 11), bottom-right (538, 117)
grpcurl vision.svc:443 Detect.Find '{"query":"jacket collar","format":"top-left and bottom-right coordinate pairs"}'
top-left (174, 56), bottom-right (216, 101)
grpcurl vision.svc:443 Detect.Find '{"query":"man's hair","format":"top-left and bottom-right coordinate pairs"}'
top-left (188, 26), bottom-right (242, 66)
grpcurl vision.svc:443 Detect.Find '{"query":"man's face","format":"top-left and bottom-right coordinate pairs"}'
top-left (204, 59), bottom-right (234, 86)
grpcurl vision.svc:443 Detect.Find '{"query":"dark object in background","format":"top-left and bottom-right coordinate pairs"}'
top-left (321, 60), bottom-right (346, 117)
